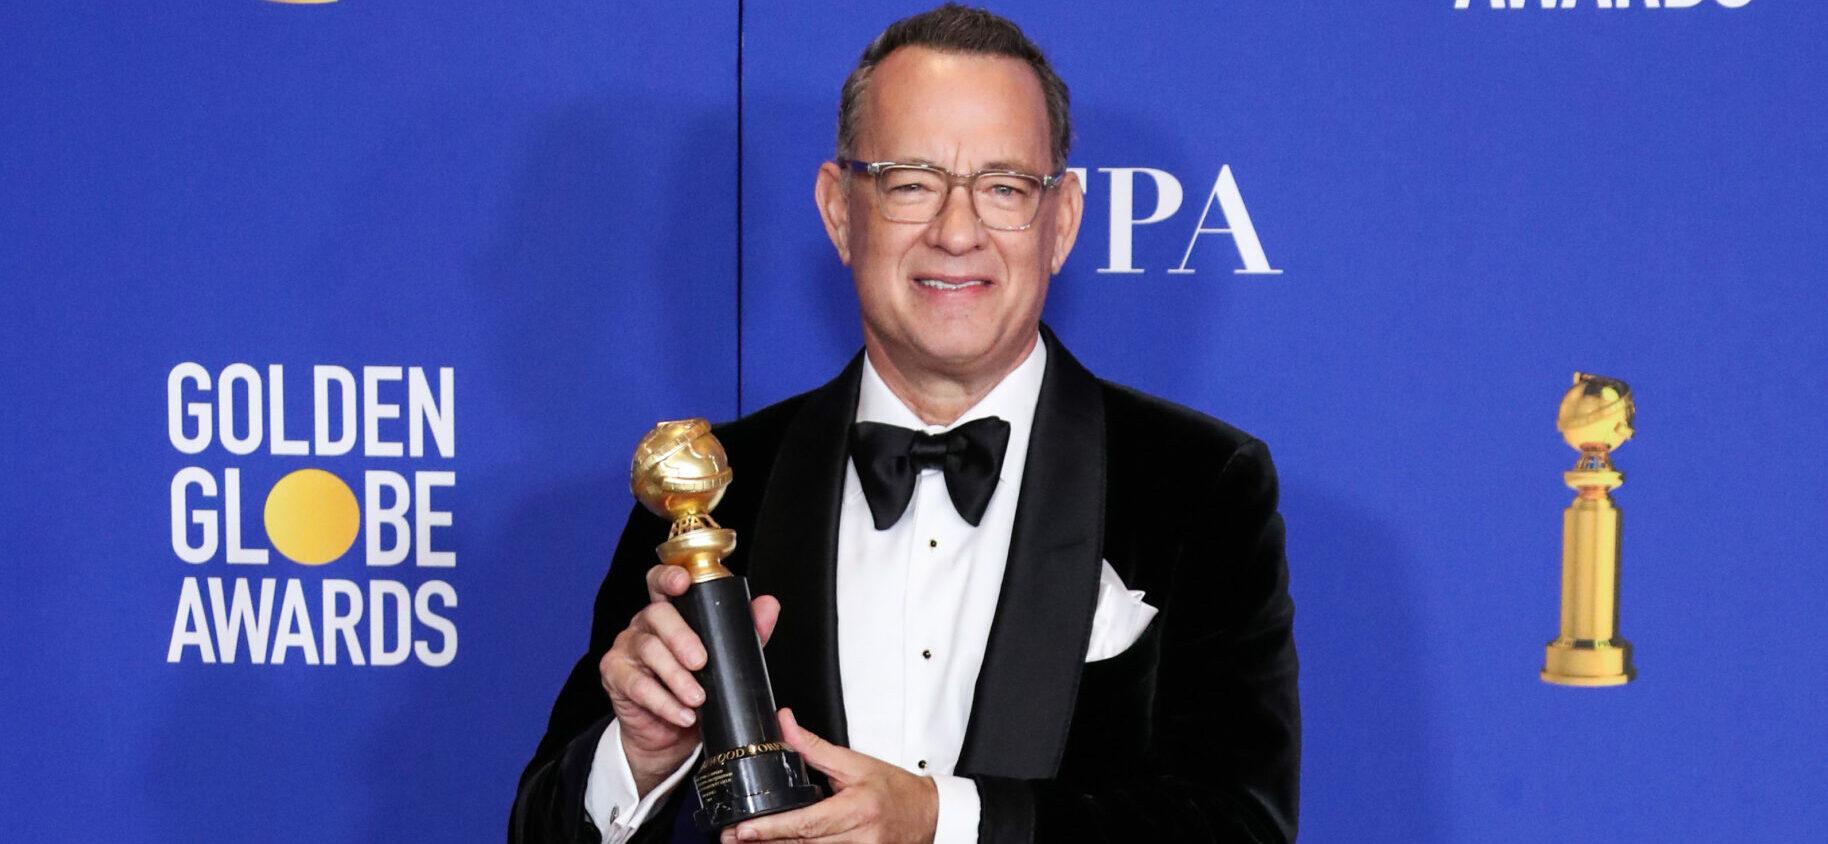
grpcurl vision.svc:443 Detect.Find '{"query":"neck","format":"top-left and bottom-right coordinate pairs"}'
top-left (865, 332), bottom-right (1038, 427)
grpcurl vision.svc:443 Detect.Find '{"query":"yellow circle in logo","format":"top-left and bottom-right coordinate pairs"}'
top-left (264, 468), bottom-right (360, 565)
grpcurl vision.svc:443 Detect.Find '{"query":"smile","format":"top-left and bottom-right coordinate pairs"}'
top-left (915, 278), bottom-right (991, 291)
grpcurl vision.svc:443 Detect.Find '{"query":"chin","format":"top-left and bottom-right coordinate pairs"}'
top-left (908, 324), bottom-right (1009, 369)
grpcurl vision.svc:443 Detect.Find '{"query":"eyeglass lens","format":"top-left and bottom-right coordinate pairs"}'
top-left (876, 166), bottom-right (1042, 230)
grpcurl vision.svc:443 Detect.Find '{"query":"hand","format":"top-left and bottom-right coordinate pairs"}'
top-left (721, 708), bottom-right (938, 844)
top-left (599, 564), bottom-right (781, 795)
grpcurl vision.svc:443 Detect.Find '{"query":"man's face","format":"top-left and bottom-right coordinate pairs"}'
top-left (816, 46), bottom-right (1083, 383)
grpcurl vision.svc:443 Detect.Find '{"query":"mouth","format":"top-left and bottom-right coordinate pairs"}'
top-left (913, 275), bottom-right (993, 292)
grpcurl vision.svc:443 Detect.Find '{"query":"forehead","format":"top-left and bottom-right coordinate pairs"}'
top-left (857, 45), bottom-right (1052, 171)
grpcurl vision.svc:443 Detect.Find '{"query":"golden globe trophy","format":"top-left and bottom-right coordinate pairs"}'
top-left (1541, 373), bottom-right (1637, 686)
top-left (630, 419), bottom-right (822, 829)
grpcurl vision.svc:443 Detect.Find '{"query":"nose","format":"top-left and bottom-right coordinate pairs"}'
top-left (924, 183), bottom-right (986, 255)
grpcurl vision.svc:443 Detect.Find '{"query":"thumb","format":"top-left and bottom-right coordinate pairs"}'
top-left (778, 707), bottom-right (862, 788)
top-left (752, 594), bottom-right (781, 647)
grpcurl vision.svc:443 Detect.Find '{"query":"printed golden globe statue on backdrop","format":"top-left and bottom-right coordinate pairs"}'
top-left (1542, 373), bottom-right (1637, 687)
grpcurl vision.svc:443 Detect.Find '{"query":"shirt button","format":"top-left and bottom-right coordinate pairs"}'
top-left (929, 538), bottom-right (938, 548)
top-left (921, 649), bottom-right (932, 660)
top-left (917, 759), bottom-right (928, 770)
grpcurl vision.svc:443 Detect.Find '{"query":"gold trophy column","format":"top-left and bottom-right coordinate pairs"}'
top-left (1542, 373), bottom-right (1637, 687)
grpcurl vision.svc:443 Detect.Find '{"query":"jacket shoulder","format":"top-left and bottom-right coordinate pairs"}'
top-left (1098, 380), bottom-right (1265, 477)
top-left (712, 390), bottom-right (809, 455)
top-left (706, 387), bottom-right (819, 514)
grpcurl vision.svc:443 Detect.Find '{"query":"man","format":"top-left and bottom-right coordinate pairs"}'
top-left (513, 6), bottom-right (1299, 842)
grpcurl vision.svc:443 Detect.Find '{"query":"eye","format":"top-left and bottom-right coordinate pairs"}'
top-left (979, 177), bottom-right (1033, 198)
top-left (879, 167), bottom-right (944, 196)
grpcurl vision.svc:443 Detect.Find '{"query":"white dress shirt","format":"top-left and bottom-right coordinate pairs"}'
top-left (585, 337), bottom-right (1048, 843)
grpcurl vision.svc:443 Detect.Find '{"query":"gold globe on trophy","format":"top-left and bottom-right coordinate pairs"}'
top-left (627, 418), bottom-right (823, 829)
top-left (631, 418), bottom-right (737, 583)
top-left (1541, 373), bottom-right (1637, 686)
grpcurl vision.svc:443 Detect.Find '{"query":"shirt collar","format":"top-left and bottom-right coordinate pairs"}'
top-left (857, 335), bottom-right (1047, 485)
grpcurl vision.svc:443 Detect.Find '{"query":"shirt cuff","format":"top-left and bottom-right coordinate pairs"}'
top-left (931, 773), bottom-right (981, 844)
top-left (583, 719), bottom-right (701, 844)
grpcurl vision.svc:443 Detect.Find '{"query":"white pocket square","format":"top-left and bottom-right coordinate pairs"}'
top-left (1085, 559), bottom-right (1158, 661)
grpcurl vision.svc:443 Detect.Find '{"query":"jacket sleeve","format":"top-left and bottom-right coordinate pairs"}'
top-left (974, 438), bottom-right (1300, 843)
top-left (510, 504), bottom-right (695, 844)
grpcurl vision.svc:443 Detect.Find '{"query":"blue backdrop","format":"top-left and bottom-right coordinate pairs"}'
top-left (4, 1), bottom-right (1823, 841)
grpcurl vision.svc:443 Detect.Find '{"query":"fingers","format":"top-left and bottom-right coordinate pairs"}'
top-left (639, 599), bottom-right (708, 672)
top-left (752, 594), bottom-right (781, 647)
top-left (638, 632), bottom-right (705, 710)
top-left (778, 708), bottom-right (861, 787)
top-left (603, 576), bottom-right (783, 743)
top-left (722, 793), bottom-right (858, 842)
top-left (600, 600), bottom-right (707, 729)
top-left (602, 628), bottom-right (696, 728)
top-left (722, 714), bottom-right (934, 843)
top-left (778, 708), bottom-right (826, 755)
top-left (645, 564), bottom-right (691, 603)
top-left (598, 647), bottom-right (618, 697)
top-left (624, 668), bottom-right (698, 728)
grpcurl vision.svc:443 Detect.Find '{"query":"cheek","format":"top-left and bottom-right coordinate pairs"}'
top-left (1032, 219), bottom-right (1061, 271)
top-left (850, 230), bottom-right (907, 306)
top-left (854, 222), bottom-right (919, 276)
top-left (994, 234), bottom-right (1046, 280)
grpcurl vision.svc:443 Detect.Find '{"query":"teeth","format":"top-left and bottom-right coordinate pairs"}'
top-left (916, 278), bottom-right (988, 291)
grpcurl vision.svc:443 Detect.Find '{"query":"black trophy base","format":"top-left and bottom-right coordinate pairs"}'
top-left (692, 747), bottom-right (824, 831)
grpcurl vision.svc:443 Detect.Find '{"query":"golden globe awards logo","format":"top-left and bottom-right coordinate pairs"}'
top-left (164, 362), bottom-right (458, 668)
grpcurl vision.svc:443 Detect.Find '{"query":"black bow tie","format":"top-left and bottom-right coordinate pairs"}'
top-left (849, 417), bottom-right (1012, 530)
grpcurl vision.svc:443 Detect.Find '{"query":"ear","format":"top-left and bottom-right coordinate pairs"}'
top-left (1048, 169), bottom-right (1084, 275)
top-left (815, 161), bottom-right (853, 266)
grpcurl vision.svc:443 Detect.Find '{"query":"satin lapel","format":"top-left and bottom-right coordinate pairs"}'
top-left (956, 327), bottom-right (1106, 778)
top-left (744, 354), bottom-right (861, 747)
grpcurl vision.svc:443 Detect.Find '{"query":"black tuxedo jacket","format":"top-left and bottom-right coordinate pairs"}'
top-left (512, 327), bottom-right (1300, 842)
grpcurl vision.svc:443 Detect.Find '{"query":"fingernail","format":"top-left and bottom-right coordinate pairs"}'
top-left (679, 709), bottom-right (696, 725)
top-left (690, 688), bottom-right (705, 705)
top-left (739, 828), bottom-right (758, 841)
